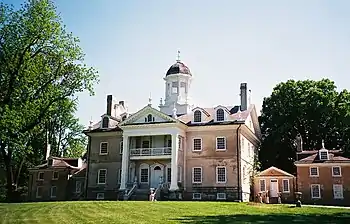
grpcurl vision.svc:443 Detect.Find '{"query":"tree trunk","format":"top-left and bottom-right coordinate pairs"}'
top-left (0, 142), bottom-right (14, 202)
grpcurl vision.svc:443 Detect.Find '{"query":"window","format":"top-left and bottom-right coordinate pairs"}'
top-left (192, 167), bottom-right (202, 183)
top-left (140, 168), bottom-right (149, 183)
top-left (172, 81), bottom-right (178, 93)
top-left (333, 184), bottom-right (344, 199)
top-left (216, 109), bottom-right (225, 121)
top-left (259, 179), bottom-right (266, 192)
top-left (282, 179), bottom-right (290, 192)
top-left (217, 193), bottom-right (226, 200)
top-left (167, 139), bottom-right (172, 147)
top-left (142, 140), bottom-right (150, 148)
top-left (38, 172), bottom-right (44, 180)
top-left (52, 171), bottom-right (59, 180)
top-left (193, 110), bottom-right (201, 122)
top-left (309, 167), bottom-right (319, 177)
top-left (98, 169), bottom-right (107, 184)
top-left (100, 142), bottom-right (108, 155)
top-left (167, 167), bottom-right (171, 183)
top-left (332, 166), bottom-right (341, 177)
top-left (50, 186), bottom-right (57, 198)
top-left (311, 184), bottom-right (321, 199)
top-left (193, 138), bottom-right (202, 151)
top-left (147, 114), bottom-right (153, 122)
top-left (120, 141), bottom-right (123, 154)
top-left (102, 117), bottom-right (109, 128)
top-left (192, 193), bottom-right (201, 200)
top-left (320, 151), bottom-right (328, 160)
top-left (216, 137), bottom-right (226, 150)
top-left (216, 166), bottom-right (226, 183)
top-left (76, 181), bottom-right (82, 193)
top-left (36, 186), bottom-right (43, 198)
top-left (96, 193), bottom-right (104, 200)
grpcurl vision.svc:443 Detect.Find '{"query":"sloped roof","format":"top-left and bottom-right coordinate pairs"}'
top-left (295, 152), bottom-right (350, 164)
top-left (256, 166), bottom-right (295, 177)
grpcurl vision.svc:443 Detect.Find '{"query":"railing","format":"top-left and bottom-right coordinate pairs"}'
top-left (130, 147), bottom-right (172, 157)
top-left (124, 182), bottom-right (137, 200)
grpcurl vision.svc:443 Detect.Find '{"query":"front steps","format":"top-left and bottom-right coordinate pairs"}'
top-left (129, 189), bottom-right (149, 201)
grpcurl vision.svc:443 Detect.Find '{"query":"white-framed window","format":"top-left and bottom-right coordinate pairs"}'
top-left (50, 186), bottom-right (57, 198)
top-left (282, 179), bottom-right (290, 193)
top-left (216, 108), bottom-right (225, 121)
top-left (309, 167), bottom-right (319, 177)
top-left (52, 171), bottom-right (59, 180)
top-left (216, 137), bottom-right (226, 150)
top-left (100, 142), bottom-right (108, 155)
top-left (319, 150), bottom-right (328, 160)
top-left (333, 184), bottom-right (344, 199)
top-left (216, 166), bottom-right (226, 183)
top-left (119, 141), bottom-right (123, 154)
top-left (37, 172), bottom-right (44, 180)
top-left (259, 179), bottom-right (266, 192)
top-left (193, 110), bottom-right (202, 122)
top-left (140, 164), bottom-right (149, 183)
top-left (96, 193), bottom-right (104, 200)
top-left (192, 167), bottom-right (202, 183)
top-left (332, 166), bottom-right (341, 177)
top-left (192, 193), bottom-right (201, 200)
top-left (217, 193), bottom-right (226, 200)
top-left (75, 181), bottom-right (82, 193)
top-left (193, 138), bottom-right (202, 151)
top-left (311, 184), bottom-right (321, 199)
top-left (118, 169), bottom-right (122, 184)
top-left (36, 186), bottom-right (43, 198)
top-left (167, 167), bottom-right (171, 183)
top-left (98, 169), bottom-right (107, 184)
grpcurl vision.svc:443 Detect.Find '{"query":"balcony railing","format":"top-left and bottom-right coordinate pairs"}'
top-left (130, 147), bottom-right (172, 157)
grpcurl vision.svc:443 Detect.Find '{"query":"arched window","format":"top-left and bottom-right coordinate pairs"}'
top-left (193, 110), bottom-right (202, 122)
top-left (102, 117), bottom-right (109, 128)
top-left (216, 108), bottom-right (225, 121)
top-left (147, 114), bottom-right (153, 122)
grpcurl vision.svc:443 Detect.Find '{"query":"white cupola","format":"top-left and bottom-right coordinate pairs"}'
top-left (159, 51), bottom-right (193, 116)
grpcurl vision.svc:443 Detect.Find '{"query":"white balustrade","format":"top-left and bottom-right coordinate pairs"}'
top-left (129, 147), bottom-right (172, 157)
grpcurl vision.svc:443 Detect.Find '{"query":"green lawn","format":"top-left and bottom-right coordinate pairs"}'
top-left (1, 201), bottom-right (349, 224)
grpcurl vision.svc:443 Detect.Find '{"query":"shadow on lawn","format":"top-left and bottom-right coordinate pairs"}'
top-left (173, 212), bottom-right (350, 224)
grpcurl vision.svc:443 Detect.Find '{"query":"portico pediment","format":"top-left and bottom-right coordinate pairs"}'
top-left (119, 105), bottom-right (177, 126)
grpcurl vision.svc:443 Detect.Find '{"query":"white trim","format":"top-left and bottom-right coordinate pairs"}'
top-left (332, 166), bottom-right (342, 177)
top-left (215, 107), bottom-right (227, 122)
top-left (119, 141), bottom-right (123, 155)
top-left (256, 166), bottom-right (295, 177)
top-left (139, 163), bottom-right (149, 184)
top-left (36, 186), bottom-right (42, 198)
top-left (96, 193), bottom-right (104, 200)
top-left (311, 184), bottom-right (321, 199)
top-left (192, 137), bottom-right (202, 151)
top-left (282, 179), bottom-right (290, 193)
top-left (319, 149), bottom-right (329, 160)
top-left (193, 109), bottom-right (203, 123)
top-left (216, 166), bottom-right (227, 184)
top-left (192, 193), bottom-right (201, 200)
top-left (52, 171), bottom-right (59, 180)
top-left (97, 169), bottom-right (107, 184)
top-left (259, 179), bottom-right (266, 192)
top-left (99, 142), bottom-right (108, 155)
top-left (333, 184), bottom-right (344, 199)
top-left (215, 136), bottom-right (226, 151)
top-left (50, 186), bottom-right (57, 198)
top-left (309, 167), bottom-right (319, 177)
top-left (296, 163), bottom-right (350, 167)
top-left (75, 181), bottom-right (82, 193)
top-left (37, 172), bottom-right (44, 180)
top-left (217, 193), bottom-right (226, 200)
top-left (192, 167), bottom-right (202, 183)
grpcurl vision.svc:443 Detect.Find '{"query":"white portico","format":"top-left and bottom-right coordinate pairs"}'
top-left (118, 105), bottom-right (186, 192)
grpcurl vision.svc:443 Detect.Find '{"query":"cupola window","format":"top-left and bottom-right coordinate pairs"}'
top-left (319, 150), bottom-right (328, 160)
top-left (193, 110), bottom-right (202, 122)
top-left (102, 117), bottom-right (109, 128)
top-left (216, 108), bottom-right (225, 121)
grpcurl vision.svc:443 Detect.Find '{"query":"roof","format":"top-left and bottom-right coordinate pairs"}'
top-left (295, 151), bottom-right (350, 164)
top-left (166, 61), bottom-right (191, 76)
top-left (30, 157), bottom-right (82, 171)
top-left (256, 166), bottom-right (295, 177)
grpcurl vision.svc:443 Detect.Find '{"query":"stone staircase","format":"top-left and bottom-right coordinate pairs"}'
top-left (129, 188), bottom-right (150, 201)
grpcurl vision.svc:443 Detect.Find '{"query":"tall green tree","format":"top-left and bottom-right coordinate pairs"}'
top-left (0, 0), bottom-right (98, 201)
top-left (259, 79), bottom-right (350, 174)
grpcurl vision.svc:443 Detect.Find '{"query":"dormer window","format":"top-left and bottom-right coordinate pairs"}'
top-left (102, 117), bottom-right (109, 128)
top-left (319, 150), bottom-right (328, 160)
top-left (193, 110), bottom-right (201, 122)
top-left (216, 109), bottom-right (225, 121)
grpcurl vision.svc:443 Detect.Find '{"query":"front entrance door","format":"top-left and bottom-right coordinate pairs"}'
top-left (270, 179), bottom-right (278, 197)
top-left (151, 165), bottom-right (163, 188)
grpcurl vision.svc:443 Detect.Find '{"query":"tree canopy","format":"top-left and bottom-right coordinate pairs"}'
top-left (0, 0), bottom-right (98, 201)
top-left (259, 79), bottom-right (350, 174)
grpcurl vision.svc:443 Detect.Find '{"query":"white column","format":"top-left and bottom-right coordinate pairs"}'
top-left (169, 133), bottom-right (179, 191)
top-left (120, 135), bottom-right (129, 190)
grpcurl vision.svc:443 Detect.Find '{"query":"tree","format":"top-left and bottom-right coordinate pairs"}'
top-left (0, 0), bottom-right (98, 201)
top-left (259, 79), bottom-right (350, 174)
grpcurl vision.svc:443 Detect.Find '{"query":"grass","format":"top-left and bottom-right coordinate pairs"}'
top-left (1, 201), bottom-right (350, 224)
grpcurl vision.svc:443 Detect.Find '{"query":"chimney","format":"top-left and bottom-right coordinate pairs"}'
top-left (119, 101), bottom-right (125, 107)
top-left (45, 143), bottom-right (51, 161)
top-left (106, 95), bottom-right (113, 116)
top-left (240, 83), bottom-right (247, 111)
top-left (296, 134), bottom-right (303, 152)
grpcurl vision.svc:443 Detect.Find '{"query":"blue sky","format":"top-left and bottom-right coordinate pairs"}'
top-left (6, 0), bottom-right (350, 127)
